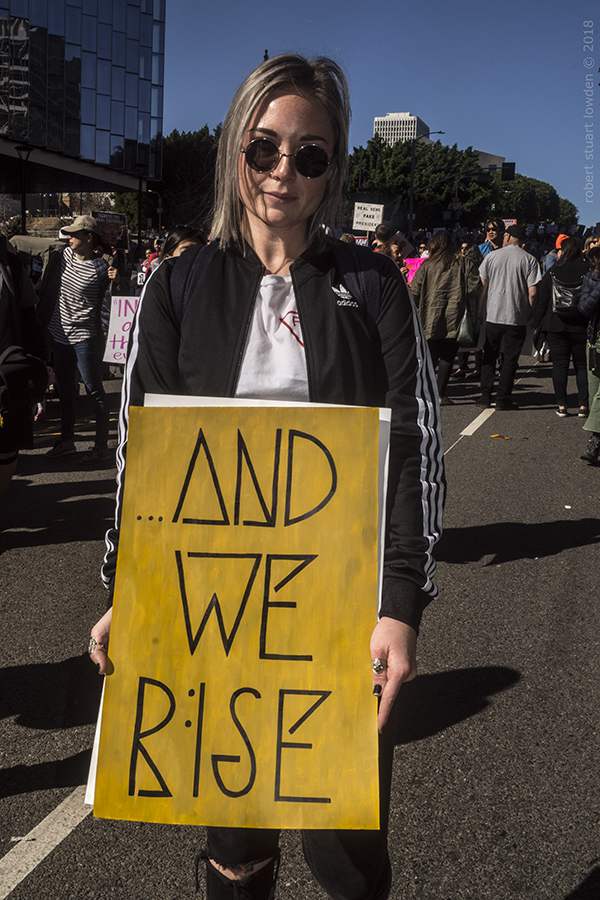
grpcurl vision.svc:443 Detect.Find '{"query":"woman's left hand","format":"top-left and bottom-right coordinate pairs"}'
top-left (370, 616), bottom-right (417, 732)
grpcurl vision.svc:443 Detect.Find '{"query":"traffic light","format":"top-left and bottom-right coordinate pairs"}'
top-left (502, 162), bottom-right (516, 181)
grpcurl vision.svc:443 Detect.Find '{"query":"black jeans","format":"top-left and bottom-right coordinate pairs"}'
top-left (51, 336), bottom-right (109, 448)
top-left (480, 323), bottom-right (526, 402)
top-left (546, 331), bottom-right (589, 407)
top-left (427, 338), bottom-right (458, 398)
top-left (206, 713), bottom-right (397, 900)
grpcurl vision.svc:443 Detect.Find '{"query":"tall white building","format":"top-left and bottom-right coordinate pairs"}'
top-left (373, 112), bottom-right (430, 145)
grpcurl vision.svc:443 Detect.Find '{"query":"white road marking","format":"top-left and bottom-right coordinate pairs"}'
top-left (460, 407), bottom-right (496, 437)
top-left (444, 434), bottom-right (466, 455)
top-left (444, 362), bottom-right (539, 454)
top-left (0, 786), bottom-right (90, 899)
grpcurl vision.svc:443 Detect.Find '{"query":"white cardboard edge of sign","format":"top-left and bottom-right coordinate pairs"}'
top-left (85, 394), bottom-right (391, 808)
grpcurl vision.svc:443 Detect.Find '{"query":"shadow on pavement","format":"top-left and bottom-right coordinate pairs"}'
top-left (0, 477), bottom-right (115, 552)
top-left (0, 654), bottom-right (102, 730)
top-left (16, 451), bottom-right (117, 476)
top-left (0, 749), bottom-right (92, 799)
top-left (0, 654), bottom-right (102, 797)
top-left (437, 519), bottom-right (600, 565)
top-left (392, 665), bottom-right (520, 744)
top-left (0, 654), bottom-right (102, 799)
top-left (564, 867), bottom-right (600, 899)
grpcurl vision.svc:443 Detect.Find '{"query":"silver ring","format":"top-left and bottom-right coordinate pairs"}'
top-left (88, 636), bottom-right (104, 655)
top-left (372, 657), bottom-right (387, 675)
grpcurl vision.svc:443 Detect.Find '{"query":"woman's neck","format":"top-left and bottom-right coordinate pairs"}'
top-left (244, 216), bottom-right (308, 276)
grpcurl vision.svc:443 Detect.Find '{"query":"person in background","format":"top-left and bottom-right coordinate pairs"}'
top-left (478, 224), bottom-right (541, 410)
top-left (389, 237), bottom-right (407, 275)
top-left (141, 247), bottom-right (158, 277)
top-left (371, 222), bottom-right (394, 250)
top-left (531, 237), bottom-right (589, 417)
top-left (409, 230), bottom-right (478, 404)
top-left (0, 235), bottom-right (46, 495)
top-left (373, 240), bottom-right (393, 259)
top-left (478, 219), bottom-right (505, 258)
top-left (454, 242), bottom-right (484, 379)
top-left (158, 225), bottom-right (206, 262)
top-left (543, 234), bottom-right (569, 274)
top-left (578, 245), bottom-right (600, 464)
top-left (36, 215), bottom-right (110, 461)
top-left (418, 240), bottom-right (429, 258)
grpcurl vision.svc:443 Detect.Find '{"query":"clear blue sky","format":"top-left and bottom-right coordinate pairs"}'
top-left (163, 0), bottom-right (599, 226)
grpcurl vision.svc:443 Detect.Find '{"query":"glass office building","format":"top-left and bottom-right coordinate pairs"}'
top-left (0, 0), bottom-right (165, 180)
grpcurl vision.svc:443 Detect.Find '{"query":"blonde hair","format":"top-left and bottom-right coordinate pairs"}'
top-left (210, 54), bottom-right (350, 250)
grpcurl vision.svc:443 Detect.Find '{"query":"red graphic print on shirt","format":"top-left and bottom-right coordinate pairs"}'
top-left (279, 310), bottom-right (304, 346)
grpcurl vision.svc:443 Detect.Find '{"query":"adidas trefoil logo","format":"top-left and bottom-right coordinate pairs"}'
top-left (332, 283), bottom-right (359, 309)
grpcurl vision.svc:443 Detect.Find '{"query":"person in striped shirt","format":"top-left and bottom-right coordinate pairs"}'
top-left (37, 215), bottom-right (110, 461)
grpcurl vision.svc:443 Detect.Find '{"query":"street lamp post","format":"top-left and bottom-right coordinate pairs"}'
top-left (15, 144), bottom-right (33, 235)
top-left (407, 130), bottom-right (445, 240)
top-left (137, 174), bottom-right (143, 258)
top-left (147, 187), bottom-right (163, 233)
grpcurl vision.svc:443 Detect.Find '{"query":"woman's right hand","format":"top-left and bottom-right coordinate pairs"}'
top-left (89, 607), bottom-right (112, 674)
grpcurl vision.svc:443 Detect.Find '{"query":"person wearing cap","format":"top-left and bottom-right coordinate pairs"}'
top-left (478, 224), bottom-right (542, 410)
top-left (543, 234), bottom-right (569, 274)
top-left (36, 215), bottom-right (110, 460)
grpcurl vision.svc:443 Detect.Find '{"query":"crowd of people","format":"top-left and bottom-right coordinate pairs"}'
top-left (2, 209), bottom-right (600, 499)
top-left (340, 218), bottom-right (600, 463)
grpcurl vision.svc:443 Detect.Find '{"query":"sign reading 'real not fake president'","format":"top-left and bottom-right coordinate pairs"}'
top-left (103, 296), bottom-right (140, 364)
top-left (352, 202), bottom-right (384, 232)
top-left (92, 402), bottom-right (387, 830)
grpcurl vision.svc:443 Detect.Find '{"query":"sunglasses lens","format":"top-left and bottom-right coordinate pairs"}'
top-left (245, 139), bottom-right (279, 172)
top-left (295, 145), bottom-right (329, 178)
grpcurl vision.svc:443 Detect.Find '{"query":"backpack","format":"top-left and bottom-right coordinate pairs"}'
top-left (551, 272), bottom-right (583, 320)
top-left (168, 240), bottom-right (384, 330)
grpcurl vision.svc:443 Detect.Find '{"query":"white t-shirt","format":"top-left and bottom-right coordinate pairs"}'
top-left (235, 275), bottom-right (309, 401)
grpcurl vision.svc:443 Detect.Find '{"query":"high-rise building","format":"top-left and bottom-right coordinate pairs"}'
top-left (373, 113), bottom-right (430, 145)
top-left (0, 0), bottom-right (165, 195)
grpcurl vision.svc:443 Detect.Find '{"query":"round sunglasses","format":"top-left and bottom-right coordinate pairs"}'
top-left (241, 138), bottom-right (331, 179)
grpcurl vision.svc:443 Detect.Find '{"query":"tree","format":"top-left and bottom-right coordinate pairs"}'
top-left (158, 126), bottom-right (220, 228)
top-left (346, 138), bottom-right (494, 230)
top-left (491, 174), bottom-right (561, 223)
top-left (345, 140), bottom-right (578, 231)
top-left (557, 197), bottom-right (578, 229)
top-left (111, 126), bottom-right (220, 233)
top-left (111, 190), bottom-right (154, 231)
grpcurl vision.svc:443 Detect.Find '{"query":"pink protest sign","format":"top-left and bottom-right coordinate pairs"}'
top-left (103, 296), bottom-right (140, 364)
top-left (404, 257), bottom-right (426, 283)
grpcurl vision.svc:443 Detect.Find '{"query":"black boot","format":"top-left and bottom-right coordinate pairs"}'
top-left (580, 432), bottom-right (600, 465)
top-left (196, 849), bottom-right (280, 899)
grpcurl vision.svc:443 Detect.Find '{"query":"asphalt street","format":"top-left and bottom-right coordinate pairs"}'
top-left (1, 357), bottom-right (599, 900)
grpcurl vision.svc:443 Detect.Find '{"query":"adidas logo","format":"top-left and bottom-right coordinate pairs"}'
top-left (332, 283), bottom-right (359, 309)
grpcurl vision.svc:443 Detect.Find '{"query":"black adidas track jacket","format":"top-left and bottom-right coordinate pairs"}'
top-left (102, 239), bottom-right (445, 630)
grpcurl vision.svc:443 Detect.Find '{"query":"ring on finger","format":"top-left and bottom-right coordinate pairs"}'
top-left (88, 636), bottom-right (105, 655)
top-left (371, 657), bottom-right (387, 675)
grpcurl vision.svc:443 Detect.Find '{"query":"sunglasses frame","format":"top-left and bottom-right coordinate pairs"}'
top-left (241, 137), bottom-right (331, 179)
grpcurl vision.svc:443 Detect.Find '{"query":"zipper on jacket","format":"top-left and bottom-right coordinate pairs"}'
top-left (290, 265), bottom-right (314, 401)
top-left (230, 266), bottom-right (265, 395)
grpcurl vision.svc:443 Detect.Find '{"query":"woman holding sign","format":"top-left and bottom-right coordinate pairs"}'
top-left (92, 54), bottom-right (444, 899)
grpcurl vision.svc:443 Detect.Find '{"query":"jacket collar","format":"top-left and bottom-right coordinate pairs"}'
top-left (224, 231), bottom-right (333, 278)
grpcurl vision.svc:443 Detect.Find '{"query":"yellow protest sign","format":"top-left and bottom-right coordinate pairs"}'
top-left (94, 404), bottom-right (382, 829)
